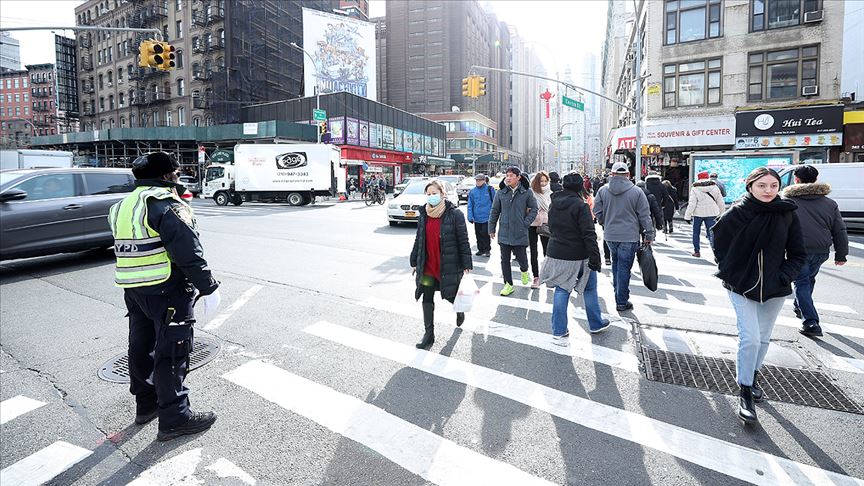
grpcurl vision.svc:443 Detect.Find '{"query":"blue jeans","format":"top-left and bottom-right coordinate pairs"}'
top-left (728, 291), bottom-right (785, 386)
top-left (692, 216), bottom-right (715, 252)
top-left (793, 253), bottom-right (830, 327)
top-left (606, 241), bottom-right (639, 306)
top-left (551, 270), bottom-right (605, 335)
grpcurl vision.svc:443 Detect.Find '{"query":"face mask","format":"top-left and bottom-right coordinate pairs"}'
top-left (427, 194), bottom-right (442, 206)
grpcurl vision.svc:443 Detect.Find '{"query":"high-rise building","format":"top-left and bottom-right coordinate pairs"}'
top-left (25, 64), bottom-right (61, 137)
top-left (0, 69), bottom-right (32, 148)
top-left (0, 33), bottom-right (21, 72)
top-left (339, 0), bottom-right (369, 20)
top-left (73, 0), bottom-right (333, 132)
top-left (374, 17), bottom-right (388, 104)
top-left (508, 27), bottom-right (545, 171)
top-left (602, 0), bottom-right (845, 185)
top-left (381, 0), bottom-right (511, 150)
top-left (55, 35), bottom-right (80, 134)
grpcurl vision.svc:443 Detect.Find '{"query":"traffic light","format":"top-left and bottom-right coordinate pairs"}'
top-left (476, 76), bottom-right (486, 97)
top-left (462, 77), bottom-right (473, 98)
top-left (641, 144), bottom-right (661, 156)
top-left (158, 42), bottom-right (176, 70)
top-left (319, 122), bottom-right (328, 136)
top-left (138, 40), bottom-right (164, 68)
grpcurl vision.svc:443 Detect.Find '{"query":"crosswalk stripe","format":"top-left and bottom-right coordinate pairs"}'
top-left (361, 297), bottom-right (640, 373)
top-left (0, 441), bottom-right (92, 486)
top-left (0, 395), bottom-right (46, 425)
top-left (203, 284), bottom-right (263, 331)
top-left (303, 321), bottom-right (863, 486)
top-left (223, 360), bottom-right (556, 486)
top-left (127, 448), bottom-right (204, 486)
top-left (848, 241), bottom-right (864, 251)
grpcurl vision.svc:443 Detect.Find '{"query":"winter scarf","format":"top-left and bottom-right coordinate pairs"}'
top-left (426, 200), bottom-right (445, 218)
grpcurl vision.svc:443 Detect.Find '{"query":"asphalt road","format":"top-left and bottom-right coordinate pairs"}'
top-left (1, 196), bottom-right (863, 485)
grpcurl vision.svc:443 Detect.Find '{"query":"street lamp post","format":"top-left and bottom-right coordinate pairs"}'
top-left (289, 42), bottom-right (321, 144)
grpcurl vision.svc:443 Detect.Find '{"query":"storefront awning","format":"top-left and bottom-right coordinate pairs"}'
top-left (340, 146), bottom-right (412, 165)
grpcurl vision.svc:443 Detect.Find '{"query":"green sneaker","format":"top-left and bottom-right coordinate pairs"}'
top-left (521, 271), bottom-right (530, 285)
top-left (500, 283), bottom-right (515, 296)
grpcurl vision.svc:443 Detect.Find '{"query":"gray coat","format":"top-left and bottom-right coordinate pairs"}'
top-left (488, 179), bottom-right (538, 247)
top-left (782, 182), bottom-right (849, 261)
top-left (593, 176), bottom-right (655, 243)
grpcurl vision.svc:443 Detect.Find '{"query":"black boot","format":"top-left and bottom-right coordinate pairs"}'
top-left (456, 312), bottom-right (465, 327)
top-left (752, 371), bottom-right (764, 403)
top-left (416, 302), bottom-right (435, 349)
top-left (738, 385), bottom-right (758, 424)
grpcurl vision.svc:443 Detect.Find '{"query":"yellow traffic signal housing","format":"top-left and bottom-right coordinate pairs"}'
top-left (319, 122), bottom-right (328, 135)
top-left (462, 77), bottom-right (472, 98)
top-left (476, 76), bottom-right (486, 97)
top-left (159, 42), bottom-right (176, 70)
top-left (138, 39), bottom-right (165, 68)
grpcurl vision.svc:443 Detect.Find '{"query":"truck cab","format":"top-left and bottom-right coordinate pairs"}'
top-left (202, 163), bottom-right (241, 206)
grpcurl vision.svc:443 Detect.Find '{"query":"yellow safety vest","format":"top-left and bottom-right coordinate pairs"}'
top-left (109, 186), bottom-right (186, 288)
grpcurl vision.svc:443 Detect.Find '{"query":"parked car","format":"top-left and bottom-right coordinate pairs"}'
top-left (179, 175), bottom-right (200, 196)
top-left (437, 175), bottom-right (464, 187)
top-left (393, 176), bottom-right (429, 197)
top-left (0, 168), bottom-right (135, 260)
top-left (386, 179), bottom-right (459, 226)
top-left (456, 177), bottom-right (475, 203)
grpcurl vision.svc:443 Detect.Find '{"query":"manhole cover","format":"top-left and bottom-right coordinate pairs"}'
top-left (641, 346), bottom-right (864, 415)
top-left (98, 337), bottom-right (221, 383)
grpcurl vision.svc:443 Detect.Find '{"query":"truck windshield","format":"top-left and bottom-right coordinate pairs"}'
top-left (205, 167), bottom-right (224, 182)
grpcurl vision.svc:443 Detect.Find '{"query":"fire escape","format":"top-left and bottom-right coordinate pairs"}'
top-left (191, 0), bottom-right (224, 116)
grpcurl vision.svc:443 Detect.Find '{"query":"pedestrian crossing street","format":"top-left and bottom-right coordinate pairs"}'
top-left (3, 222), bottom-right (863, 485)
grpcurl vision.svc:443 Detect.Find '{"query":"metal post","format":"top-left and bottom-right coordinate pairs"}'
top-left (555, 72), bottom-right (561, 176)
top-left (316, 85), bottom-right (321, 144)
top-left (634, 14), bottom-right (643, 182)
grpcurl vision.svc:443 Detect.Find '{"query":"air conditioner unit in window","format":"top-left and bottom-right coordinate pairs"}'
top-left (802, 85), bottom-right (819, 96)
top-left (803, 10), bottom-right (823, 23)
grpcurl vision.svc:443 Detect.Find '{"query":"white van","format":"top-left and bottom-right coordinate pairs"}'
top-left (778, 163), bottom-right (864, 230)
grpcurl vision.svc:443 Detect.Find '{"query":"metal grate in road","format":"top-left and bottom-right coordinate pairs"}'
top-left (641, 346), bottom-right (864, 415)
top-left (98, 337), bottom-right (221, 383)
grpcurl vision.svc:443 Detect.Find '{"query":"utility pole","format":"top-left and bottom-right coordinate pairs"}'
top-left (633, 18), bottom-right (643, 182)
top-left (555, 71), bottom-right (562, 176)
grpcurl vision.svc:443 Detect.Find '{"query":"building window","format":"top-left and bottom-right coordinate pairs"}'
top-left (752, 0), bottom-right (822, 31)
top-left (748, 45), bottom-right (818, 100)
top-left (176, 78), bottom-right (185, 96)
top-left (166, 110), bottom-right (172, 126)
top-left (117, 68), bottom-right (123, 83)
top-left (107, 70), bottom-right (113, 85)
top-left (176, 50), bottom-right (184, 68)
top-left (665, 0), bottom-right (722, 45)
top-left (663, 58), bottom-right (722, 107)
top-left (24, 107), bottom-right (29, 115)
top-left (193, 117), bottom-right (200, 126)
top-left (23, 93), bottom-right (29, 102)
top-left (120, 116), bottom-right (126, 127)
top-left (176, 20), bottom-right (183, 39)
top-left (178, 106), bottom-right (185, 126)
top-left (109, 95), bottom-right (114, 109)
top-left (176, 0), bottom-right (182, 10)
top-left (99, 74), bottom-right (104, 89)
top-left (130, 113), bottom-right (136, 127)
top-left (119, 92), bottom-right (125, 106)
top-left (110, 118), bottom-right (115, 128)
top-left (108, 47), bottom-right (113, 62)
top-left (100, 97), bottom-right (105, 110)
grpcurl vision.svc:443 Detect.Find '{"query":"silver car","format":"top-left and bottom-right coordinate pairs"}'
top-left (0, 168), bottom-right (135, 260)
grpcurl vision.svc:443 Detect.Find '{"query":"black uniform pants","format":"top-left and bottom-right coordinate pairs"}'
top-left (528, 226), bottom-right (549, 277)
top-left (474, 222), bottom-right (491, 253)
top-left (125, 284), bottom-right (196, 430)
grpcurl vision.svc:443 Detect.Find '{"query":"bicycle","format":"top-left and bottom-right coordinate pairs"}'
top-left (365, 187), bottom-right (386, 206)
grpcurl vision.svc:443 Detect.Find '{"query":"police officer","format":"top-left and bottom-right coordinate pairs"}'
top-left (110, 152), bottom-right (221, 441)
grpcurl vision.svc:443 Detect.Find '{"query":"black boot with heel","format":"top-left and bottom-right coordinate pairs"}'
top-left (738, 385), bottom-right (758, 424)
top-left (456, 312), bottom-right (465, 327)
top-left (752, 371), bottom-right (764, 403)
top-left (416, 302), bottom-right (435, 349)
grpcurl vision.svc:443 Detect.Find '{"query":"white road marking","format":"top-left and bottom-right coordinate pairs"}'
top-left (205, 458), bottom-right (257, 485)
top-left (203, 284), bottom-right (264, 330)
top-left (127, 448), bottom-right (203, 486)
top-left (223, 360), bottom-right (556, 486)
top-left (847, 241), bottom-right (864, 251)
top-left (0, 395), bottom-right (46, 425)
top-left (823, 355), bottom-right (864, 374)
top-left (0, 441), bottom-right (92, 486)
top-left (361, 297), bottom-right (640, 373)
top-left (303, 321), bottom-right (864, 486)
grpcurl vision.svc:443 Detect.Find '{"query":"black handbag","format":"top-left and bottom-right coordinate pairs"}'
top-left (637, 244), bottom-right (658, 292)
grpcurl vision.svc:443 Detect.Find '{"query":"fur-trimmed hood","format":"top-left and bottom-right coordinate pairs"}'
top-left (783, 182), bottom-right (831, 199)
top-left (692, 180), bottom-right (716, 188)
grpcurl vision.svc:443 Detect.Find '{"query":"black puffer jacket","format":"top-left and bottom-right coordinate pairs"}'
top-left (782, 182), bottom-right (848, 261)
top-left (410, 201), bottom-right (473, 302)
top-left (713, 194), bottom-right (806, 302)
top-left (547, 190), bottom-right (601, 270)
top-left (662, 186), bottom-right (679, 221)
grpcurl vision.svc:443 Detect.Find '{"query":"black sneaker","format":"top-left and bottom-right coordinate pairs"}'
top-left (135, 410), bottom-right (158, 425)
top-left (475, 251), bottom-right (483, 256)
top-left (604, 258), bottom-right (612, 266)
top-left (793, 307), bottom-right (802, 319)
top-left (156, 411), bottom-right (217, 441)
top-left (616, 303), bottom-right (634, 312)
top-left (799, 324), bottom-right (823, 338)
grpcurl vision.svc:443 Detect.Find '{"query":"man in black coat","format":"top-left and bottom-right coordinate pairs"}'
top-left (782, 165), bottom-right (849, 337)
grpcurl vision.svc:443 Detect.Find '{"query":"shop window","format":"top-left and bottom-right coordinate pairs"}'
top-left (748, 45), bottom-right (818, 101)
top-left (752, 0), bottom-right (822, 31)
top-left (663, 58), bottom-right (722, 107)
top-left (665, 0), bottom-right (722, 45)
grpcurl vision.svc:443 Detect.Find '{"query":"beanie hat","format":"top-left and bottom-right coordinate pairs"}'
top-left (549, 171), bottom-right (561, 183)
top-left (562, 173), bottom-right (584, 192)
top-left (697, 171), bottom-right (710, 180)
top-left (132, 152), bottom-right (180, 179)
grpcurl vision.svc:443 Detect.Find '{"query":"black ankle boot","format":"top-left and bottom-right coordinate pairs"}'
top-left (738, 385), bottom-right (758, 424)
top-left (416, 302), bottom-right (435, 349)
top-left (752, 371), bottom-right (764, 403)
top-left (456, 312), bottom-right (465, 327)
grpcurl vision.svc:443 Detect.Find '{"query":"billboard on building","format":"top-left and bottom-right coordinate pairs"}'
top-left (302, 8), bottom-right (377, 101)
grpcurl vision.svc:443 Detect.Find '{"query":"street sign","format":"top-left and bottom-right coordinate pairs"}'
top-left (562, 96), bottom-right (584, 111)
top-left (313, 109), bottom-right (327, 121)
top-left (559, 136), bottom-right (572, 141)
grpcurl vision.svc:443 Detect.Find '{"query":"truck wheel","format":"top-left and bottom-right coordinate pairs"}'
top-left (287, 192), bottom-right (304, 206)
top-left (214, 192), bottom-right (230, 206)
top-left (232, 196), bottom-right (243, 206)
top-left (300, 194), bottom-right (312, 206)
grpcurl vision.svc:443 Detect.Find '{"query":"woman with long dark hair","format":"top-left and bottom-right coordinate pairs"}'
top-left (713, 167), bottom-right (805, 424)
top-left (410, 180), bottom-right (473, 350)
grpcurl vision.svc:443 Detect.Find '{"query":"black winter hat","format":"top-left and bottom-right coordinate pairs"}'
top-left (549, 171), bottom-right (561, 183)
top-left (562, 173), bottom-right (584, 193)
top-left (132, 152), bottom-right (180, 179)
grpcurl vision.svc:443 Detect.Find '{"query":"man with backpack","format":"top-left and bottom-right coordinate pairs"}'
top-left (467, 173), bottom-right (496, 257)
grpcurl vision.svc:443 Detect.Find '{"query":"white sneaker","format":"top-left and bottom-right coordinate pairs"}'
top-left (552, 331), bottom-right (570, 346)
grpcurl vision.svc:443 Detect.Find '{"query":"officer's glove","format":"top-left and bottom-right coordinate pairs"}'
top-left (197, 288), bottom-right (222, 320)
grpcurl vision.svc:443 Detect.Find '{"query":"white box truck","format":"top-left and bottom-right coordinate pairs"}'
top-left (202, 144), bottom-right (345, 206)
top-left (0, 149), bottom-right (74, 170)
